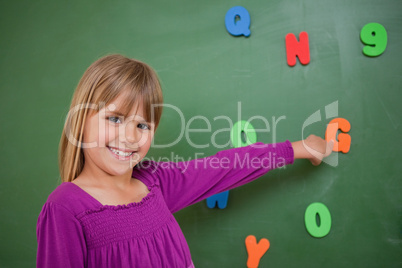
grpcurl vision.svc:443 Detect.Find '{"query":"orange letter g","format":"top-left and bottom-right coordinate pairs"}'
top-left (325, 118), bottom-right (351, 153)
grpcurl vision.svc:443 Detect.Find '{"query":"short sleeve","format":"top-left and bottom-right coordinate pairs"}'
top-left (133, 141), bottom-right (294, 213)
top-left (36, 202), bottom-right (87, 268)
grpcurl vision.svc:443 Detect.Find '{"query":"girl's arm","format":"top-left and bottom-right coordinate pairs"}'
top-left (133, 135), bottom-right (333, 213)
top-left (37, 202), bottom-right (86, 268)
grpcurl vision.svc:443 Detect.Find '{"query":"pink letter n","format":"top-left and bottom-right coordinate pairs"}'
top-left (285, 32), bottom-right (310, 66)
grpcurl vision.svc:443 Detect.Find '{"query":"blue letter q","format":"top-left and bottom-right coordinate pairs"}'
top-left (225, 6), bottom-right (251, 37)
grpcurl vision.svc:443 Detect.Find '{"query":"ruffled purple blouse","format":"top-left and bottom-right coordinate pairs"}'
top-left (36, 141), bottom-right (294, 267)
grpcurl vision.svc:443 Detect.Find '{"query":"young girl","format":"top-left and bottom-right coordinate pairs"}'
top-left (36, 54), bottom-right (333, 268)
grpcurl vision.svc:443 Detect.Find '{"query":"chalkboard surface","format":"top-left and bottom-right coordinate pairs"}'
top-left (0, 1), bottom-right (401, 267)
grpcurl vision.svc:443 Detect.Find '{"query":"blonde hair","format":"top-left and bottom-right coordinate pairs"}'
top-left (58, 54), bottom-right (163, 182)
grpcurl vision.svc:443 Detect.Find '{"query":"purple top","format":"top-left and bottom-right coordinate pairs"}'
top-left (36, 141), bottom-right (294, 268)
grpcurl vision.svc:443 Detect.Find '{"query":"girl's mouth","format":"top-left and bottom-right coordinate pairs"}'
top-left (107, 146), bottom-right (136, 160)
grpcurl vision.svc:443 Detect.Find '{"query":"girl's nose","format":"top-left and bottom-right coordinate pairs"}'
top-left (122, 122), bottom-right (138, 144)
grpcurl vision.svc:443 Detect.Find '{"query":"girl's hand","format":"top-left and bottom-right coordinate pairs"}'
top-left (291, 135), bottom-right (334, 166)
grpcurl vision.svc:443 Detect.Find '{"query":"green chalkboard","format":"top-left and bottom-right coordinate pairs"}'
top-left (0, 0), bottom-right (401, 267)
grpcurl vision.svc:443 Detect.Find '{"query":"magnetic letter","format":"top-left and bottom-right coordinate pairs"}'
top-left (285, 32), bottom-right (310, 66)
top-left (305, 203), bottom-right (331, 238)
top-left (230, 120), bottom-right (257, 148)
top-left (245, 235), bottom-right (270, 268)
top-left (225, 6), bottom-right (251, 37)
top-left (325, 118), bottom-right (351, 153)
top-left (206, 191), bottom-right (229, 209)
top-left (360, 23), bottom-right (387, 57)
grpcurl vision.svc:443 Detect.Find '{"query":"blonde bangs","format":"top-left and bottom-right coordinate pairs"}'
top-left (91, 58), bottom-right (163, 128)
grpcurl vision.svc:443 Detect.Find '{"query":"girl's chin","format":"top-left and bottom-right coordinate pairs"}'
top-left (106, 167), bottom-right (134, 177)
top-left (108, 153), bottom-right (142, 169)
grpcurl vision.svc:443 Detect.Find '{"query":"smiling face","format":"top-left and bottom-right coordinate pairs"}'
top-left (81, 92), bottom-right (154, 178)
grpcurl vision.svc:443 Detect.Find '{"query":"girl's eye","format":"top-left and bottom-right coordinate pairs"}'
top-left (138, 123), bottom-right (150, 130)
top-left (108, 116), bottom-right (122, 124)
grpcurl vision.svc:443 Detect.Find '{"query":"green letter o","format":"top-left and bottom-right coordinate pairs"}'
top-left (230, 120), bottom-right (257, 148)
top-left (305, 202), bottom-right (331, 238)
